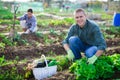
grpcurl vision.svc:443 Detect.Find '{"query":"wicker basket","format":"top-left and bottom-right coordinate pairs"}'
top-left (32, 55), bottom-right (57, 80)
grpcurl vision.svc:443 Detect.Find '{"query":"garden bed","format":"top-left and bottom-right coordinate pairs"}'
top-left (0, 27), bottom-right (120, 80)
top-left (1, 32), bottom-right (120, 60)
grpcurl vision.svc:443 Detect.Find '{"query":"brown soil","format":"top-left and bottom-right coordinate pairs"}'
top-left (1, 35), bottom-right (120, 60)
top-left (1, 32), bottom-right (120, 80)
top-left (105, 47), bottom-right (120, 55)
top-left (1, 44), bottom-right (66, 60)
top-left (106, 38), bottom-right (120, 47)
top-left (44, 70), bottom-right (75, 80)
top-left (0, 33), bottom-right (66, 60)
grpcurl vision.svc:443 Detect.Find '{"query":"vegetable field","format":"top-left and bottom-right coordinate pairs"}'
top-left (0, 2), bottom-right (120, 80)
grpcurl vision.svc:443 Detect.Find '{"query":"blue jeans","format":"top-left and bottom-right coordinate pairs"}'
top-left (69, 36), bottom-right (97, 59)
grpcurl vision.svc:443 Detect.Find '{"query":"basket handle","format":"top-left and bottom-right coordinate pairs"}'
top-left (41, 55), bottom-right (48, 67)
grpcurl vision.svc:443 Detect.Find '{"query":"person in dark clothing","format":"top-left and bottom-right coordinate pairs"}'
top-left (62, 8), bottom-right (106, 64)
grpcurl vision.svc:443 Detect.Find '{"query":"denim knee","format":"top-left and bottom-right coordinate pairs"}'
top-left (69, 36), bottom-right (80, 45)
top-left (85, 46), bottom-right (97, 58)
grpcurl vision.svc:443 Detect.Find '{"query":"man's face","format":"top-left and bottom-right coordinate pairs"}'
top-left (27, 12), bottom-right (32, 18)
top-left (74, 11), bottom-right (87, 28)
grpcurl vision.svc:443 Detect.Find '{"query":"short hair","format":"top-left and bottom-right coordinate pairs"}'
top-left (27, 8), bottom-right (33, 13)
top-left (74, 8), bottom-right (86, 15)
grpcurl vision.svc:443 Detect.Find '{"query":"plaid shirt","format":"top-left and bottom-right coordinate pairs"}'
top-left (19, 13), bottom-right (37, 32)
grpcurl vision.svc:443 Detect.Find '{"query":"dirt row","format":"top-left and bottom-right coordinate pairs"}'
top-left (1, 44), bottom-right (66, 60)
top-left (106, 38), bottom-right (120, 47)
top-left (0, 36), bottom-right (120, 80)
top-left (1, 42), bottom-right (120, 61)
top-left (0, 34), bottom-right (120, 60)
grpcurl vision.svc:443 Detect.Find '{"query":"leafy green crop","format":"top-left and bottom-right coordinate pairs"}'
top-left (0, 9), bottom-right (13, 19)
top-left (69, 55), bottom-right (116, 80)
top-left (0, 55), bottom-right (5, 66)
top-left (95, 58), bottom-right (114, 78)
top-left (0, 42), bottom-right (5, 53)
top-left (35, 31), bottom-right (44, 38)
top-left (70, 58), bottom-right (97, 80)
top-left (0, 67), bottom-right (24, 80)
top-left (56, 56), bottom-right (70, 71)
top-left (0, 33), bottom-right (13, 46)
top-left (109, 54), bottom-right (120, 70)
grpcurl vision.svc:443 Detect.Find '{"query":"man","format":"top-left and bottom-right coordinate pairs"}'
top-left (16, 8), bottom-right (37, 34)
top-left (62, 8), bottom-right (106, 64)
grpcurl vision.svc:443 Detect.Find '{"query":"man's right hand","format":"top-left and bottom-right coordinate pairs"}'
top-left (67, 49), bottom-right (74, 60)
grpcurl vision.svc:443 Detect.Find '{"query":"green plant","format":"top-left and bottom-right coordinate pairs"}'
top-left (109, 54), bottom-right (120, 70)
top-left (103, 32), bottom-right (115, 39)
top-left (35, 31), bottom-right (44, 38)
top-left (56, 56), bottom-right (70, 71)
top-left (69, 62), bottom-right (77, 73)
top-left (0, 20), bottom-right (19, 25)
top-left (0, 55), bottom-right (5, 66)
top-left (20, 39), bottom-right (28, 45)
top-left (24, 70), bottom-right (33, 79)
top-left (0, 67), bottom-right (24, 80)
top-left (95, 57), bottom-right (114, 79)
top-left (69, 56), bottom-right (115, 80)
top-left (0, 9), bottom-right (13, 19)
top-left (0, 42), bottom-right (5, 52)
top-left (64, 17), bottom-right (74, 25)
top-left (109, 26), bottom-right (119, 34)
top-left (70, 58), bottom-right (97, 80)
top-left (2, 37), bottom-right (13, 46)
top-left (0, 33), bottom-right (13, 46)
top-left (101, 13), bottom-right (113, 20)
top-left (116, 27), bottom-right (120, 34)
top-left (49, 28), bottom-right (57, 35)
top-left (37, 19), bottom-right (49, 27)
top-left (43, 34), bottom-right (54, 45)
top-left (13, 32), bottom-right (21, 41)
top-left (48, 59), bottom-right (58, 66)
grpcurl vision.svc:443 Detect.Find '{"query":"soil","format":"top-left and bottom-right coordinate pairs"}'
top-left (0, 33), bottom-right (66, 60)
top-left (1, 44), bottom-right (66, 60)
top-left (106, 38), bottom-right (120, 47)
top-left (1, 32), bottom-right (120, 80)
top-left (44, 70), bottom-right (75, 80)
top-left (105, 47), bottom-right (120, 55)
top-left (1, 33), bottom-right (120, 60)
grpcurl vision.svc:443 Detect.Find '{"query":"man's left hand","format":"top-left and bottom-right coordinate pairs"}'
top-left (87, 55), bottom-right (97, 64)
